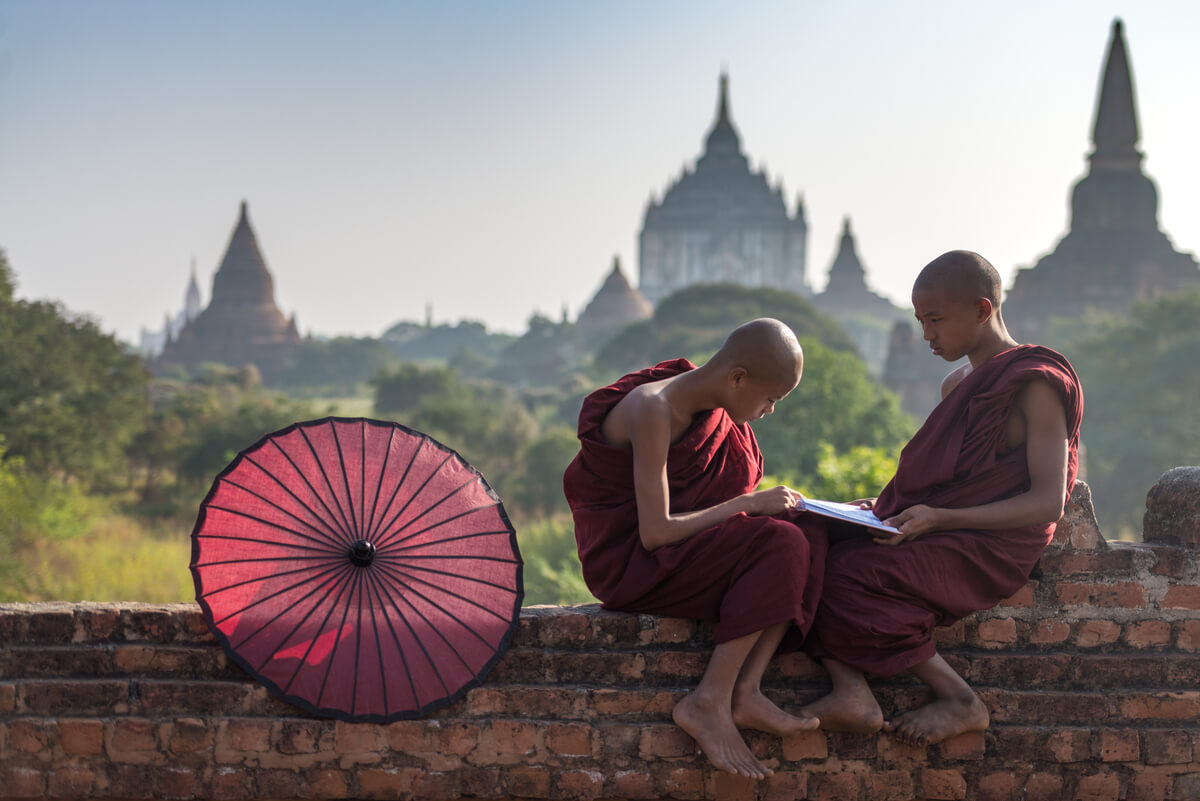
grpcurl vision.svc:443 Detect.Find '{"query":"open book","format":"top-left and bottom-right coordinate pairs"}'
top-left (800, 498), bottom-right (900, 534)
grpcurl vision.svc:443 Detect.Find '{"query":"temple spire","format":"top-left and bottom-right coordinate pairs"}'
top-left (1091, 18), bottom-right (1141, 169)
top-left (702, 71), bottom-right (742, 160)
top-left (716, 72), bottom-right (730, 127)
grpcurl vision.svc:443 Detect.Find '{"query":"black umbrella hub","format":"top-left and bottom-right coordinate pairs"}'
top-left (349, 539), bottom-right (376, 567)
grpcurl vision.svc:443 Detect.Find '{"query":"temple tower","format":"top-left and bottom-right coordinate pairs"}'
top-left (576, 256), bottom-right (653, 348)
top-left (1005, 19), bottom-right (1200, 343)
top-left (157, 201), bottom-right (301, 381)
top-left (638, 73), bottom-right (808, 305)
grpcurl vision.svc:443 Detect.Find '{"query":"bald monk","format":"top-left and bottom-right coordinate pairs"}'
top-left (563, 318), bottom-right (828, 778)
top-left (801, 250), bottom-right (1083, 745)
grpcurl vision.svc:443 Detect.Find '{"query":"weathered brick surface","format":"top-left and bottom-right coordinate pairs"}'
top-left (2, 479), bottom-right (1199, 799)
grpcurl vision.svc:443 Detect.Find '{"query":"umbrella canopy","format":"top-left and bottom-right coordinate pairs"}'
top-left (190, 417), bottom-right (523, 722)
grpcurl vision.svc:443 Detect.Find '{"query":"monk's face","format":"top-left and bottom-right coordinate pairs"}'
top-left (727, 372), bottom-right (799, 425)
top-left (912, 286), bottom-right (986, 362)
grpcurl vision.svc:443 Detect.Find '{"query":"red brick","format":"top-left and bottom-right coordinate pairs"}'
top-left (58, 718), bottom-right (103, 755)
top-left (1, 767), bottom-right (44, 798)
top-left (1099, 728), bottom-right (1140, 761)
top-left (1056, 580), bottom-right (1146, 607)
top-left (1145, 729), bottom-right (1194, 764)
top-left (165, 717), bottom-right (214, 754)
top-left (639, 723), bottom-right (694, 759)
top-left (781, 729), bottom-right (827, 761)
top-left (998, 582), bottom-right (1036, 607)
top-left (256, 770), bottom-right (305, 799)
top-left (358, 769), bottom-right (403, 800)
top-left (489, 719), bottom-right (537, 758)
top-left (1075, 619), bottom-right (1121, 647)
top-left (8, 719), bottom-right (52, 753)
top-left (1123, 619), bottom-right (1172, 647)
top-left (711, 771), bottom-right (758, 801)
top-left (1121, 692), bottom-right (1200, 721)
top-left (1076, 771), bottom-right (1121, 801)
top-left (1029, 619), bottom-right (1072, 644)
top-left (507, 766), bottom-right (552, 798)
top-left (642, 616), bottom-right (696, 645)
top-left (107, 718), bottom-right (158, 760)
top-left (1163, 585), bottom-right (1200, 609)
top-left (1177, 620), bottom-right (1200, 652)
top-left (922, 768), bottom-right (967, 800)
top-left (47, 767), bottom-right (95, 798)
top-left (764, 770), bottom-right (808, 801)
top-left (104, 765), bottom-right (151, 799)
top-left (613, 770), bottom-right (657, 800)
top-left (152, 766), bottom-right (197, 800)
top-left (933, 619), bottom-right (965, 645)
top-left (663, 767), bottom-right (706, 800)
top-left (224, 719), bottom-right (271, 752)
top-left (976, 771), bottom-right (1018, 801)
top-left (1172, 773), bottom-right (1200, 800)
top-left (812, 772), bottom-right (860, 801)
top-left (539, 611), bottom-right (592, 646)
top-left (21, 679), bottom-right (129, 715)
top-left (1023, 772), bottom-right (1064, 801)
top-left (1126, 769), bottom-right (1173, 801)
top-left (432, 721), bottom-right (480, 756)
top-left (1047, 728), bottom-right (1093, 762)
top-left (877, 736), bottom-right (925, 762)
top-left (457, 766), bottom-right (503, 798)
top-left (865, 769), bottom-right (912, 801)
top-left (333, 721), bottom-right (379, 754)
top-left (383, 720), bottom-right (428, 752)
top-left (208, 767), bottom-right (252, 800)
top-left (277, 720), bottom-right (330, 754)
top-left (79, 606), bottom-right (121, 640)
top-left (307, 768), bottom-right (349, 798)
top-left (545, 723), bottom-right (593, 757)
top-left (940, 731), bottom-right (986, 760)
top-left (0, 683), bottom-right (15, 712)
top-left (557, 769), bottom-right (605, 800)
top-left (976, 618), bottom-right (1018, 646)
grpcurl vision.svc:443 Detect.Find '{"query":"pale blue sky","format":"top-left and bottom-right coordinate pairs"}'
top-left (1, 1), bottom-right (1197, 343)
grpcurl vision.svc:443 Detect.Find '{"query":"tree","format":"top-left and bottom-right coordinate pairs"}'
top-left (1071, 290), bottom-right (1200, 536)
top-left (0, 252), bottom-right (149, 490)
top-left (274, 337), bottom-right (398, 395)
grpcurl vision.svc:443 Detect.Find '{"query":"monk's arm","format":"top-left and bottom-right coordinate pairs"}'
top-left (628, 399), bottom-right (801, 552)
top-left (878, 379), bottom-right (1069, 542)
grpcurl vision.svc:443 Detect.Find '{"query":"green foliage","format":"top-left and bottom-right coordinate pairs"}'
top-left (764, 443), bottom-right (900, 502)
top-left (517, 515), bottom-right (595, 606)
top-left (0, 251), bottom-right (149, 490)
top-left (1071, 290), bottom-right (1200, 537)
top-left (504, 427), bottom-right (579, 519)
top-left (596, 284), bottom-right (858, 373)
top-left (752, 337), bottom-right (915, 485)
top-left (490, 315), bottom-right (579, 388)
top-left (372, 363), bottom-right (458, 416)
top-left (274, 337), bottom-right (398, 395)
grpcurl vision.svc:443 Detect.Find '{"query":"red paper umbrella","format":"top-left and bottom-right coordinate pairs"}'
top-left (190, 417), bottom-right (523, 722)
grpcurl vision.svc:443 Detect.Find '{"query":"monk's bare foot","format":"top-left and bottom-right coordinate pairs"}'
top-left (673, 691), bottom-right (772, 778)
top-left (797, 687), bottom-right (883, 734)
top-left (884, 694), bottom-right (989, 745)
top-left (732, 686), bottom-right (819, 735)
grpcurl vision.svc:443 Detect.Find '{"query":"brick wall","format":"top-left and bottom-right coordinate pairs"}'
top-left (2, 473), bottom-right (1199, 801)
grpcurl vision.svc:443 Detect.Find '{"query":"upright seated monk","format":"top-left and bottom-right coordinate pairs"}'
top-left (563, 318), bottom-right (828, 779)
top-left (801, 250), bottom-right (1084, 745)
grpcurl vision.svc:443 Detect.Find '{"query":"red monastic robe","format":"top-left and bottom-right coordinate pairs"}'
top-left (807, 345), bottom-right (1084, 675)
top-left (563, 359), bottom-right (827, 644)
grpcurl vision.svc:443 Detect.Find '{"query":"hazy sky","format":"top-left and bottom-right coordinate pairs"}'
top-left (2, 1), bottom-right (1197, 344)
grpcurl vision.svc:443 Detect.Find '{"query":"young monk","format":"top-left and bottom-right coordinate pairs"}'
top-left (563, 318), bottom-right (828, 778)
top-left (800, 250), bottom-right (1084, 745)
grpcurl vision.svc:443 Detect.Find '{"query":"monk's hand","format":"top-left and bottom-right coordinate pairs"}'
top-left (851, 498), bottom-right (877, 510)
top-left (875, 504), bottom-right (942, 545)
top-left (745, 485), bottom-right (805, 516)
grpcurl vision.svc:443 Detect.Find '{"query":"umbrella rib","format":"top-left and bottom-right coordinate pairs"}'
top-left (376, 560), bottom-right (518, 595)
top-left (200, 505), bottom-right (346, 553)
top-left (377, 502), bottom-right (499, 551)
top-left (222, 562), bottom-right (349, 649)
top-left (373, 451), bottom-right (455, 545)
top-left (385, 528), bottom-right (514, 555)
top-left (371, 566), bottom-right (476, 685)
top-left (370, 436), bottom-right (426, 545)
top-left (200, 559), bottom-right (347, 601)
top-left (313, 566), bottom-right (359, 711)
top-left (378, 554), bottom-right (521, 565)
top-left (350, 569), bottom-right (365, 717)
top-left (265, 439), bottom-right (354, 549)
top-left (236, 456), bottom-right (347, 548)
top-left (297, 425), bottom-right (358, 545)
top-left (361, 568), bottom-right (391, 717)
top-left (374, 471), bottom-right (476, 550)
top-left (378, 562), bottom-right (515, 626)
top-left (196, 532), bottom-right (336, 555)
top-left (329, 419), bottom-right (361, 540)
top-left (365, 425), bottom-right (396, 540)
top-left (374, 562), bottom-right (503, 658)
top-left (197, 554), bottom-right (355, 568)
top-left (363, 567), bottom-right (426, 709)
top-left (281, 564), bottom-right (357, 696)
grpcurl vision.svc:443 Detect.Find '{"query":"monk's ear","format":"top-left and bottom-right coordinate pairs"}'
top-left (975, 297), bottom-right (994, 323)
top-left (728, 366), bottom-right (749, 387)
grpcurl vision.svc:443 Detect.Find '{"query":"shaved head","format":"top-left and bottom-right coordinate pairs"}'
top-left (914, 250), bottom-right (1003, 307)
top-left (711, 318), bottom-right (804, 385)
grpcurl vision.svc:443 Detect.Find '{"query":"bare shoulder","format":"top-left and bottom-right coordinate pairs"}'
top-left (1016, 377), bottom-right (1067, 423)
top-left (600, 381), bottom-right (673, 448)
top-left (940, 363), bottom-right (973, 399)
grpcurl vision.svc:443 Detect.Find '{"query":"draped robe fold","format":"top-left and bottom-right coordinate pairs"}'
top-left (807, 345), bottom-right (1084, 675)
top-left (563, 359), bottom-right (827, 644)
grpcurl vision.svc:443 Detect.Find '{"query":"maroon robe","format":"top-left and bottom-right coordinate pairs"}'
top-left (807, 345), bottom-right (1084, 675)
top-left (563, 359), bottom-right (827, 644)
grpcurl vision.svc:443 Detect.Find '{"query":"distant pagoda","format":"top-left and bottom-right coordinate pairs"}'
top-left (576, 256), bottom-right (653, 348)
top-left (1005, 19), bottom-right (1200, 342)
top-left (157, 201), bottom-right (300, 381)
top-left (638, 73), bottom-right (808, 305)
